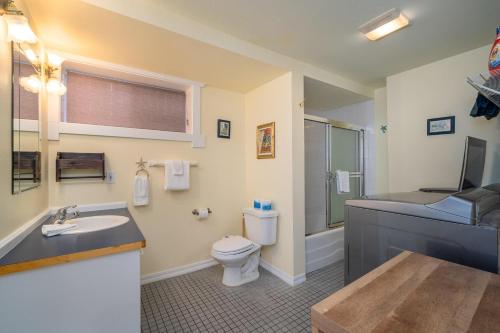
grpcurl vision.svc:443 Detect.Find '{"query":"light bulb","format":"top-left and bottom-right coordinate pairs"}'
top-left (46, 78), bottom-right (67, 95)
top-left (19, 74), bottom-right (41, 93)
top-left (4, 14), bottom-right (38, 44)
top-left (22, 48), bottom-right (39, 64)
top-left (47, 52), bottom-right (64, 67)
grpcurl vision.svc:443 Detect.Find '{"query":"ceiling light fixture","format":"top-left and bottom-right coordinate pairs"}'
top-left (359, 8), bottom-right (409, 41)
top-left (1, 0), bottom-right (38, 43)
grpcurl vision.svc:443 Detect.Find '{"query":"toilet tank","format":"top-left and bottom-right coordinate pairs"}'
top-left (243, 208), bottom-right (278, 245)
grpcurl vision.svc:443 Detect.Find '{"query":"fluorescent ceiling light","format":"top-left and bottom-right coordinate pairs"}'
top-left (359, 8), bottom-right (409, 41)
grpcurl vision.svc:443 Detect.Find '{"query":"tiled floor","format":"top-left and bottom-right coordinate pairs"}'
top-left (141, 261), bottom-right (344, 333)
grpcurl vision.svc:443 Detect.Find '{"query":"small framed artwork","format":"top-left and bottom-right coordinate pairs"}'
top-left (256, 122), bottom-right (275, 159)
top-left (217, 119), bottom-right (231, 139)
top-left (427, 116), bottom-right (455, 136)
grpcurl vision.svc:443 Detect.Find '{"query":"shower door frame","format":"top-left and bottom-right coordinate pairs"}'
top-left (305, 114), bottom-right (365, 230)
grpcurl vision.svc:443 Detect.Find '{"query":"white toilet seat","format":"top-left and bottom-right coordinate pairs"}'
top-left (212, 235), bottom-right (255, 255)
top-left (211, 235), bottom-right (262, 286)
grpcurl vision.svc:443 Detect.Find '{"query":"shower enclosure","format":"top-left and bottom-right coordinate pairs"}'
top-left (304, 114), bottom-right (365, 273)
top-left (305, 115), bottom-right (365, 235)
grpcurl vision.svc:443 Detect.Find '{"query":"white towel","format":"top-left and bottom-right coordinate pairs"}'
top-left (42, 224), bottom-right (77, 237)
top-left (336, 170), bottom-right (350, 194)
top-left (165, 160), bottom-right (190, 191)
top-left (133, 175), bottom-right (149, 206)
top-left (171, 160), bottom-right (184, 176)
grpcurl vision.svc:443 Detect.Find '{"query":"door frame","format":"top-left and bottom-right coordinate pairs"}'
top-left (304, 114), bottom-right (366, 228)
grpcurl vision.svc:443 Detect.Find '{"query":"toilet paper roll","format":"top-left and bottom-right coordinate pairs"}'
top-left (197, 208), bottom-right (209, 219)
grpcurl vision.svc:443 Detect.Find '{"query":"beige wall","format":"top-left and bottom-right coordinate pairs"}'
top-left (291, 72), bottom-right (306, 276)
top-left (387, 45), bottom-right (500, 192)
top-left (0, 18), bottom-right (49, 241)
top-left (244, 72), bottom-right (305, 277)
top-left (48, 86), bottom-right (246, 275)
top-left (374, 87), bottom-right (389, 194)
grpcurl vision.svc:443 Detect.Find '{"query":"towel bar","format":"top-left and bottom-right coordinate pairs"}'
top-left (148, 161), bottom-right (199, 167)
top-left (330, 171), bottom-right (362, 180)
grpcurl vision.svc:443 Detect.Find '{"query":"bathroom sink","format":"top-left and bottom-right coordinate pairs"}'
top-left (62, 215), bottom-right (129, 234)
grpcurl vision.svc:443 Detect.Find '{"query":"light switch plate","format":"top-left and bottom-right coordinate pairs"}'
top-left (105, 171), bottom-right (116, 184)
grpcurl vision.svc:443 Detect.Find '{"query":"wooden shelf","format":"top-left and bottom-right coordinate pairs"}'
top-left (56, 152), bottom-right (105, 182)
top-left (13, 151), bottom-right (41, 182)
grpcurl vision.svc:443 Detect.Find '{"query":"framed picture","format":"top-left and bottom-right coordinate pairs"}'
top-left (427, 116), bottom-right (455, 136)
top-left (217, 119), bottom-right (231, 139)
top-left (256, 122), bottom-right (275, 159)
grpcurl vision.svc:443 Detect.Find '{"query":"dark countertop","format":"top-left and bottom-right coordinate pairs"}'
top-left (0, 208), bottom-right (145, 273)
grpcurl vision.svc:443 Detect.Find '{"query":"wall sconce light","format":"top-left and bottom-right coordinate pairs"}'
top-left (18, 46), bottom-right (67, 96)
top-left (2, 1), bottom-right (66, 95)
top-left (1, 0), bottom-right (37, 44)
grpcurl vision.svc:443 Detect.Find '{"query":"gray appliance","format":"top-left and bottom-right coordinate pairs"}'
top-left (344, 184), bottom-right (500, 284)
top-left (420, 136), bottom-right (487, 193)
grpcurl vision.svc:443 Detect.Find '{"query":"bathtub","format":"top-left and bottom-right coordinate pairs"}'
top-left (305, 227), bottom-right (344, 273)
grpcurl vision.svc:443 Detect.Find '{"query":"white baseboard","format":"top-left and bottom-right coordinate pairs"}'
top-left (0, 209), bottom-right (51, 259)
top-left (259, 258), bottom-right (306, 286)
top-left (141, 258), bottom-right (218, 285)
top-left (141, 257), bottom-right (308, 287)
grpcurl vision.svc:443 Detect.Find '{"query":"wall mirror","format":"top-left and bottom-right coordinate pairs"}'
top-left (12, 42), bottom-right (41, 194)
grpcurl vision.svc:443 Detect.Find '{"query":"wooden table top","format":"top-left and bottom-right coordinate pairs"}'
top-left (311, 251), bottom-right (500, 333)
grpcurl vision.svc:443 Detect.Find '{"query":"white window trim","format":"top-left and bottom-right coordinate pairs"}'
top-left (14, 119), bottom-right (39, 132)
top-left (59, 123), bottom-right (193, 142)
top-left (47, 51), bottom-right (206, 148)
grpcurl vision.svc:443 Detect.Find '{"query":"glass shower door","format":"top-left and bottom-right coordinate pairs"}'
top-left (304, 120), bottom-right (328, 235)
top-left (328, 125), bottom-right (364, 227)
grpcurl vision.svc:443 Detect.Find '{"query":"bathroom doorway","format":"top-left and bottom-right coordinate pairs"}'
top-left (305, 115), bottom-right (365, 236)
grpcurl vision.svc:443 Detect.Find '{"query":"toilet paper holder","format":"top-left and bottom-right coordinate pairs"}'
top-left (192, 208), bottom-right (212, 216)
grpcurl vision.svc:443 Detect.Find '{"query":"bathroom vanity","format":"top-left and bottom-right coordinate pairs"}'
top-left (0, 208), bottom-right (145, 333)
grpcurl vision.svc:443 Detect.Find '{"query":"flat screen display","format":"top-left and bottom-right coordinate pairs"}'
top-left (459, 136), bottom-right (487, 191)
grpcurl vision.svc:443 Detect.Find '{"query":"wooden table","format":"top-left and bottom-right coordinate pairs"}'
top-left (311, 251), bottom-right (500, 333)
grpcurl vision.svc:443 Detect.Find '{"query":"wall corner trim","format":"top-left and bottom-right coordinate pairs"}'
top-left (259, 258), bottom-right (306, 286)
top-left (141, 258), bottom-right (218, 285)
top-left (0, 209), bottom-right (51, 260)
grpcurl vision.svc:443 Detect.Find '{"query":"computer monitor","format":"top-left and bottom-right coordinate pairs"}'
top-left (420, 136), bottom-right (486, 193)
top-left (458, 136), bottom-right (487, 191)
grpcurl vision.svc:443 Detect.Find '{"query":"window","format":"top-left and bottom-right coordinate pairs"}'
top-left (48, 54), bottom-right (204, 147)
top-left (63, 71), bottom-right (187, 133)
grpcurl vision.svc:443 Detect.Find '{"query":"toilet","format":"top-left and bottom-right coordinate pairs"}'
top-left (211, 208), bottom-right (278, 286)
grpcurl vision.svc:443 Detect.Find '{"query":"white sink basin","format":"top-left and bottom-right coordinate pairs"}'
top-left (62, 215), bottom-right (129, 234)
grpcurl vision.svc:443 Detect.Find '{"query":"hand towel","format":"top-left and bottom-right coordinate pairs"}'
top-left (42, 224), bottom-right (77, 237)
top-left (171, 160), bottom-right (184, 176)
top-left (336, 170), bottom-right (350, 194)
top-left (133, 175), bottom-right (149, 206)
top-left (165, 160), bottom-right (190, 191)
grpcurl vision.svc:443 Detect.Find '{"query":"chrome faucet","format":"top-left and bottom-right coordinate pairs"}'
top-left (52, 205), bottom-right (80, 224)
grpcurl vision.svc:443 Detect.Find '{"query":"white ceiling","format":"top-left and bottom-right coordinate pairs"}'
top-left (23, 0), bottom-right (286, 93)
top-left (155, 0), bottom-right (500, 87)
